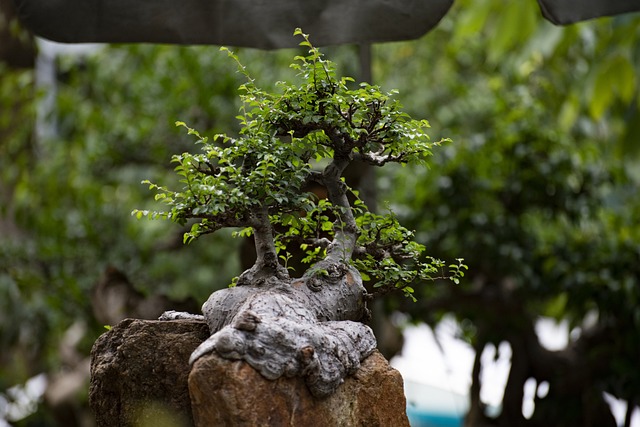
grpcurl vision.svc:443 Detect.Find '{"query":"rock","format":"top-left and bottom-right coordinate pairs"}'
top-left (188, 349), bottom-right (410, 427)
top-left (89, 318), bottom-right (210, 427)
top-left (90, 318), bottom-right (408, 427)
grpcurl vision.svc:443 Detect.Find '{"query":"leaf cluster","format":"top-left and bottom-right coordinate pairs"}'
top-left (271, 197), bottom-right (466, 299)
top-left (261, 29), bottom-right (444, 165)
top-left (135, 29), bottom-right (463, 297)
top-left (134, 121), bottom-right (312, 243)
top-left (352, 204), bottom-right (467, 300)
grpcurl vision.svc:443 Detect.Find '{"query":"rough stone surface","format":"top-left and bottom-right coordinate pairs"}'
top-left (189, 349), bottom-right (410, 427)
top-left (89, 318), bottom-right (209, 427)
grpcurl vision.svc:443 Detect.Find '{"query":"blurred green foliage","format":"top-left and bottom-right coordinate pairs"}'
top-left (373, 0), bottom-right (640, 423)
top-left (0, 40), bottom-right (359, 423)
top-left (2, 45), bottom-right (247, 391)
top-left (1, 0), bottom-right (639, 424)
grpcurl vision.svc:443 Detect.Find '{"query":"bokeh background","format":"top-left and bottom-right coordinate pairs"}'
top-left (2, 1), bottom-right (640, 426)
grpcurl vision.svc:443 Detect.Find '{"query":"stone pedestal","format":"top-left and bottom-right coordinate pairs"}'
top-left (89, 318), bottom-right (210, 427)
top-left (189, 350), bottom-right (410, 427)
top-left (90, 318), bottom-right (409, 427)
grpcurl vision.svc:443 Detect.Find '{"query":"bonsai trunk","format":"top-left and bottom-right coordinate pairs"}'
top-left (188, 166), bottom-right (376, 396)
top-left (318, 156), bottom-right (358, 264)
top-left (237, 205), bottom-right (289, 286)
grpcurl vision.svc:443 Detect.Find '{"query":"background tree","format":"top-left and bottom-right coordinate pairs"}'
top-left (1, 0), bottom-right (639, 424)
top-left (0, 40), bottom-right (251, 425)
top-left (374, 1), bottom-right (640, 425)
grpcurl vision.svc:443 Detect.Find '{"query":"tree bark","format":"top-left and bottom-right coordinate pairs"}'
top-left (398, 284), bottom-right (618, 426)
top-left (237, 205), bottom-right (289, 285)
top-left (321, 156), bottom-right (358, 265)
top-left (193, 264), bottom-right (376, 397)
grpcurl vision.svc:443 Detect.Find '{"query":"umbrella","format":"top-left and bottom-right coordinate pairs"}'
top-left (13, 0), bottom-right (453, 49)
top-left (12, 0), bottom-right (640, 49)
top-left (538, 0), bottom-right (640, 25)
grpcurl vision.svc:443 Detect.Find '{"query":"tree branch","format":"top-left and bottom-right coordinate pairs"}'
top-left (321, 156), bottom-right (358, 264)
top-left (238, 205), bottom-right (289, 285)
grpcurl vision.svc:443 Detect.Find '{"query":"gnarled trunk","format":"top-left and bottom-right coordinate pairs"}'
top-left (191, 264), bottom-right (375, 397)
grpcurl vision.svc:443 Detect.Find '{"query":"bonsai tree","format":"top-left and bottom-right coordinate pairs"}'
top-left (134, 29), bottom-right (465, 397)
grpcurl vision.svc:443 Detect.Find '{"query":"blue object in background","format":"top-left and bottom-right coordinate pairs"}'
top-left (404, 379), bottom-right (468, 427)
top-left (406, 405), bottom-right (463, 427)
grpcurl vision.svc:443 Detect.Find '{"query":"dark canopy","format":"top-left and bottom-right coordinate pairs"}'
top-left (13, 0), bottom-right (453, 49)
top-left (538, 0), bottom-right (640, 24)
top-left (12, 0), bottom-right (640, 48)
